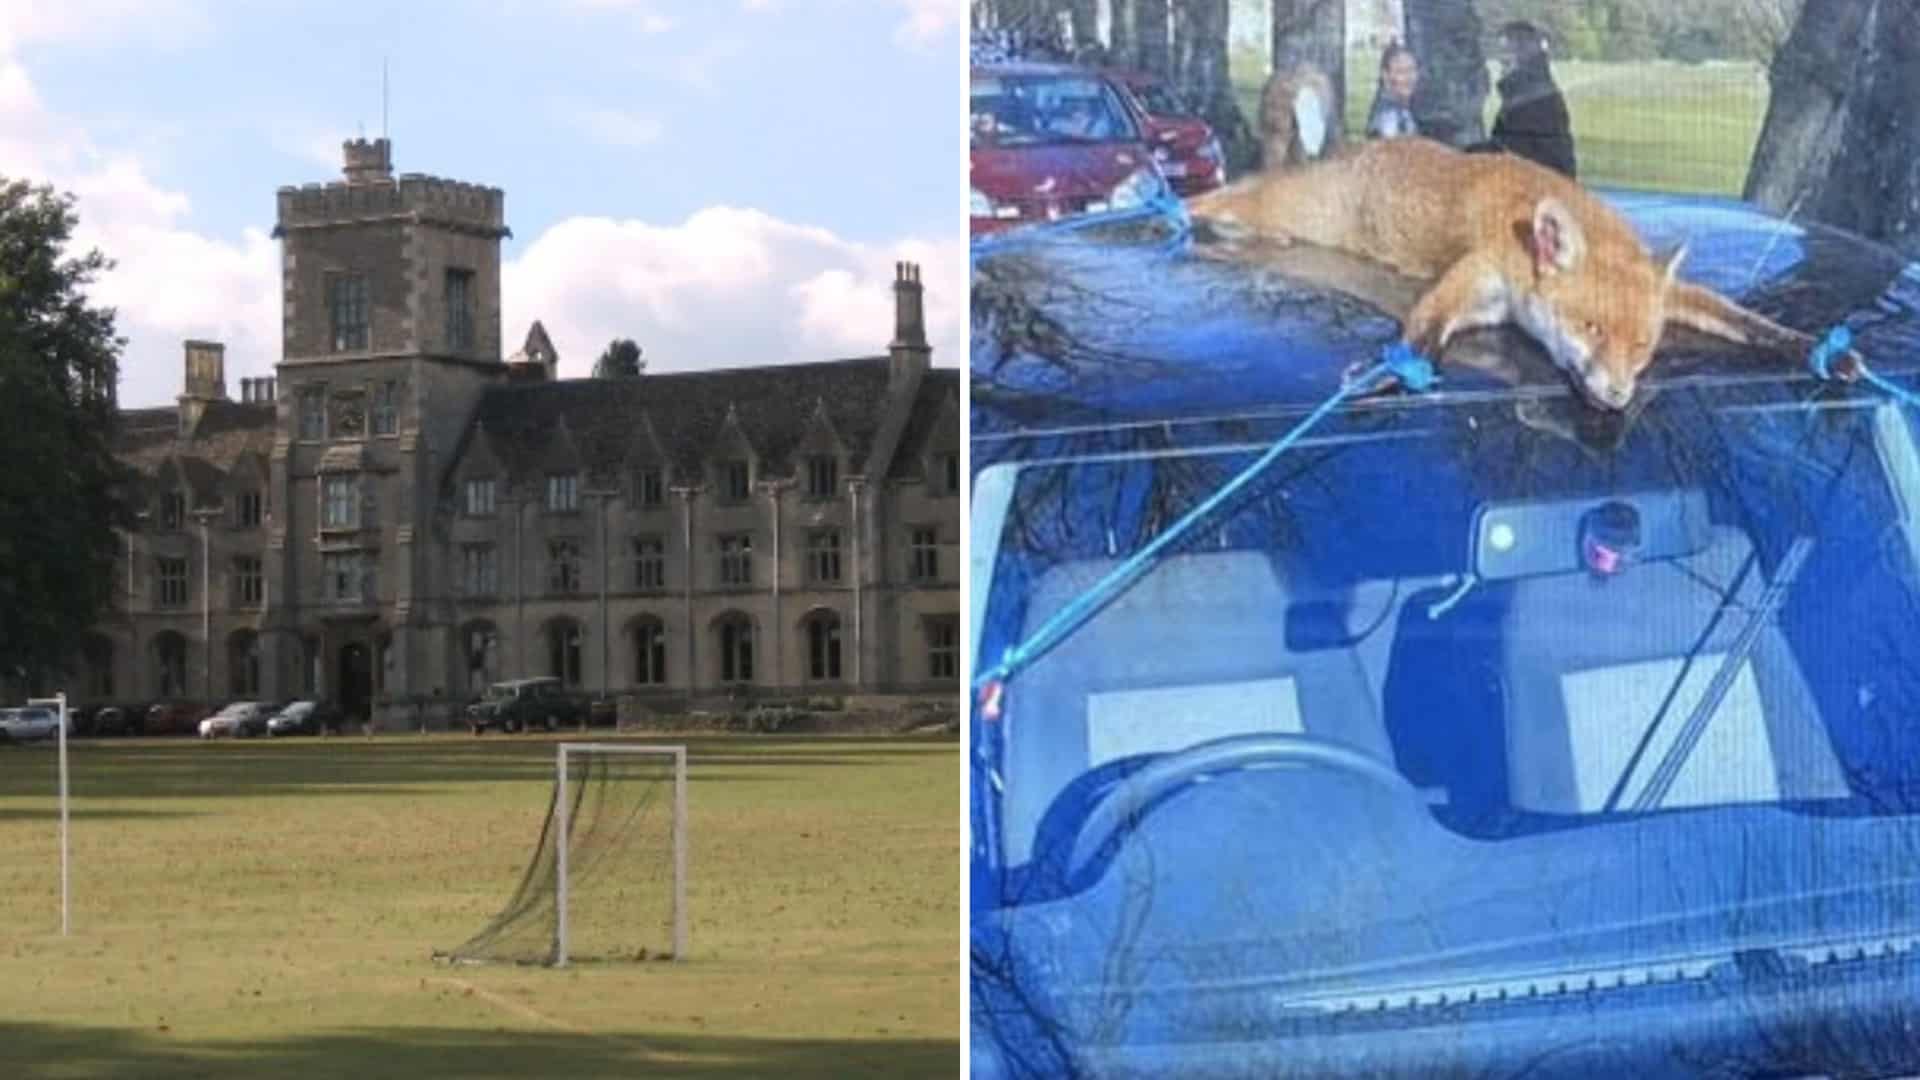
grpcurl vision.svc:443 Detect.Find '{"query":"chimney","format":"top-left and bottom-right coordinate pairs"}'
top-left (888, 262), bottom-right (930, 387)
top-left (343, 137), bottom-right (393, 184)
top-left (890, 261), bottom-right (927, 351)
top-left (178, 339), bottom-right (227, 436)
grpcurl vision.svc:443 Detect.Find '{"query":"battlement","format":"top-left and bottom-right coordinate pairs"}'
top-left (275, 174), bottom-right (507, 232)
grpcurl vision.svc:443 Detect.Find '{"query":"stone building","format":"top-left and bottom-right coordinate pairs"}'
top-left (81, 139), bottom-right (959, 726)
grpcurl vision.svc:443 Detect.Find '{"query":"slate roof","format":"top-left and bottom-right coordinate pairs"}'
top-left (113, 400), bottom-right (277, 507)
top-left (888, 368), bottom-right (960, 481)
top-left (451, 356), bottom-right (922, 488)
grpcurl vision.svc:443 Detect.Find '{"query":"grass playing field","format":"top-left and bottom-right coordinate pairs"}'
top-left (0, 732), bottom-right (958, 1078)
top-left (1234, 56), bottom-right (1772, 196)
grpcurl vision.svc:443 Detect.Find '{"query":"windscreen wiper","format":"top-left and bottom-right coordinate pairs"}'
top-left (1628, 535), bottom-right (1815, 813)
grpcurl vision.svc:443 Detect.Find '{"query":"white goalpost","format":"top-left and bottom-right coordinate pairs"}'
top-left (438, 740), bottom-right (688, 967)
top-left (27, 693), bottom-right (70, 937)
top-left (555, 742), bottom-right (687, 967)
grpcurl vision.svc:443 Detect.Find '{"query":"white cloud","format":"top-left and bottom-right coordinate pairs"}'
top-left (562, 0), bottom-right (675, 32)
top-left (891, 0), bottom-right (959, 45)
top-left (566, 105), bottom-right (667, 149)
top-left (502, 207), bottom-right (964, 378)
top-left (0, 0), bottom-right (211, 53)
top-left (0, 52), bottom-right (280, 408)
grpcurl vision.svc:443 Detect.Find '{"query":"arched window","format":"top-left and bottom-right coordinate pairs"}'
top-left (460, 622), bottom-right (499, 693)
top-left (803, 610), bottom-right (842, 682)
top-left (546, 618), bottom-right (583, 688)
top-left (152, 632), bottom-right (188, 698)
top-left (631, 617), bottom-right (667, 686)
top-left (228, 631), bottom-right (261, 697)
top-left (715, 614), bottom-right (753, 684)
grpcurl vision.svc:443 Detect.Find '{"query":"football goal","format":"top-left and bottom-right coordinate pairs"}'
top-left (437, 743), bottom-right (687, 967)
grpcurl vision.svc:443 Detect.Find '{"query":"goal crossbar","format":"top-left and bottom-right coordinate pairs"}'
top-left (556, 743), bottom-right (687, 967)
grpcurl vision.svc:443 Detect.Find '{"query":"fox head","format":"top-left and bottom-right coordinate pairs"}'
top-left (1513, 197), bottom-right (1685, 411)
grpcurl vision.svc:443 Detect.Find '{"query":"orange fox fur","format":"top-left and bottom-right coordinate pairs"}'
top-left (1191, 86), bottom-right (1862, 409)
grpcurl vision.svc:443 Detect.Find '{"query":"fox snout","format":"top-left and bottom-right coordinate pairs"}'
top-left (1581, 369), bottom-right (1637, 411)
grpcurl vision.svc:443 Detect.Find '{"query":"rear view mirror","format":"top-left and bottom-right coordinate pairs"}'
top-left (1471, 489), bottom-right (1711, 581)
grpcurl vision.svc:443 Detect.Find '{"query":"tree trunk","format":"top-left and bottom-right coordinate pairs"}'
top-left (1743, 0), bottom-right (1876, 210)
top-left (1172, 0), bottom-right (1257, 173)
top-left (1404, 0), bottom-right (1489, 147)
top-left (1110, 0), bottom-right (1135, 64)
top-left (1802, 0), bottom-right (1920, 258)
top-left (1068, 0), bottom-right (1100, 53)
top-left (1136, 0), bottom-right (1171, 75)
top-left (1270, 0), bottom-right (1348, 134)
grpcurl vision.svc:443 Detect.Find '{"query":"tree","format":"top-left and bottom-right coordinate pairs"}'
top-left (1745, 0), bottom-right (1920, 260)
top-left (1172, 0), bottom-right (1258, 172)
top-left (594, 338), bottom-right (645, 378)
top-left (1404, 0), bottom-right (1490, 147)
top-left (1136, 0), bottom-right (1172, 75)
top-left (0, 178), bottom-right (126, 693)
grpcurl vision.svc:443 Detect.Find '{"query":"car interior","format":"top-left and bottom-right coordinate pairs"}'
top-left (1000, 489), bottom-right (1861, 875)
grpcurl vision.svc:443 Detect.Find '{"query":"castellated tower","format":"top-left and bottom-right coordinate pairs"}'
top-left (262, 138), bottom-right (512, 718)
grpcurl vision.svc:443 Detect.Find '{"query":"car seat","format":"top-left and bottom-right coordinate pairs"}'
top-left (1001, 551), bottom-right (1390, 866)
top-left (1500, 525), bottom-right (1850, 816)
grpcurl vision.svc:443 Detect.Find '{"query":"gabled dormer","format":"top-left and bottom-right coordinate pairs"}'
top-left (452, 421), bottom-right (507, 519)
top-left (226, 451), bottom-right (272, 529)
top-left (539, 415), bottom-right (584, 515)
top-left (153, 457), bottom-right (189, 531)
top-left (621, 412), bottom-right (672, 511)
top-left (795, 398), bottom-right (849, 501)
top-left (707, 406), bottom-right (759, 505)
top-left (922, 390), bottom-right (961, 498)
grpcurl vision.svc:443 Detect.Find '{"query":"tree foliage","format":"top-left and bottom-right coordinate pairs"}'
top-left (0, 178), bottom-right (127, 691)
top-left (593, 338), bottom-right (644, 378)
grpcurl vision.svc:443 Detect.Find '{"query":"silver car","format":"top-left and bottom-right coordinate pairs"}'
top-left (0, 707), bottom-right (63, 741)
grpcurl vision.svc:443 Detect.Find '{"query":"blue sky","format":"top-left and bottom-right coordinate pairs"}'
top-left (0, 0), bottom-right (964, 407)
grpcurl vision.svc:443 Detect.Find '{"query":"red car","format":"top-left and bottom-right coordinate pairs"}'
top-left (1107, 68), bottom-right (1226, 196)
top-left (970, 62), bottom-right (1173, 237)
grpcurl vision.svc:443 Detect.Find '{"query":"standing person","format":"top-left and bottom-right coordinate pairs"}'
top-left (1483, 20), bottom-right (1577, 178)
top-left (1366, 43), bottom-right (1421, 140)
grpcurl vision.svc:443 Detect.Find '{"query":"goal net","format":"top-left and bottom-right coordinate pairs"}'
top-left (437, 743), bottom-right (687, 967)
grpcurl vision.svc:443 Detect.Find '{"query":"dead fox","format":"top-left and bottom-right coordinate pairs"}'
top-left (1188, 133), bottom-right (1863, 409)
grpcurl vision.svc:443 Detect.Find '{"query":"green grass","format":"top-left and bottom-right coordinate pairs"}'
top-left (1231, 56), bottom-right (1771, 196)
top-left (0, 733), bottom-right (958, 1078)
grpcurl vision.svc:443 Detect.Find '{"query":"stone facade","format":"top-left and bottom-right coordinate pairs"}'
top-left (81, 141), bottom-right (959, 727)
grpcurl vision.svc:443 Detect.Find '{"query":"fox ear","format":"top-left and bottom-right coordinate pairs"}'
top-left (1657, 242), bottom-right (1689, 289)
top-left (1530, 198), bottom-right (1585, 274)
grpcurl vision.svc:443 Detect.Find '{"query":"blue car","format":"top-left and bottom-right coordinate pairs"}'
top-left (969, 194), bottom-right (1920, 1077)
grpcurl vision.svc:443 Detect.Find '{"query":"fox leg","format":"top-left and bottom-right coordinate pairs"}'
top-left (1665, 282), bottom-right (1863, 380)
top-left (1348, 256), bottom-right (1511, 391)
top-left (1401, 256), bottom-right (1512, 354)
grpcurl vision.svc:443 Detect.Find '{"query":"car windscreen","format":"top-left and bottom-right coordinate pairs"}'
top-left (971, 74), bottom-right (1141, 148)
top-left (1127, 80), bottom-right (1191, 118)
top-left (974, 385), bottom-right (1920, 872)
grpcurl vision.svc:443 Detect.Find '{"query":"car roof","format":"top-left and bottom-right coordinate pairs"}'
top-left (972, 62), bottom-right (1111, 80)
top-left (972, 189), bottom-right (1920, 441)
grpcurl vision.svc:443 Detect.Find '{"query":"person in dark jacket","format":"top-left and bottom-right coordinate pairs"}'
top-left (1478, 20), bottom-right (1577, 178)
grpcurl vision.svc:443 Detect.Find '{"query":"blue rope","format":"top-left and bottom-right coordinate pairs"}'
top-left (1807, 324), bottom-right (1920, 409)
top-left (972, 345), bottom-right (1436, 694)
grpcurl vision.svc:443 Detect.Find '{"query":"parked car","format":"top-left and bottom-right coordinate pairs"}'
top-left (266, 700), bottom-right (342, 737)
top-left (144, 701), bottom-right (210, 737)
top-left (199, 701), bottom-right (272, 739)
top-left (0, 706), bottom-right (63, 742)
top-left (970, 187), bottom-right (1920, 1075)
top-left (1106, 67), bottom-right (1226, 196)
top-left (466, 677), bottom-right (585, 734)
top-left (970, 62), bottom-right (1175, 238)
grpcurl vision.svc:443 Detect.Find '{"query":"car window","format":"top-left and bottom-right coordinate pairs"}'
top-left (971, 74), bottom-right (1138, 147)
